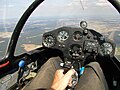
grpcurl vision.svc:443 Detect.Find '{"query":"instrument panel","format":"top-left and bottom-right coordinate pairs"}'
top-left (42, 25), bottom-right (115, 62)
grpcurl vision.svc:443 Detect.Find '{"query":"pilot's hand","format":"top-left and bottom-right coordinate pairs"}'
top-left (51, 69), bottom-right (75, 90)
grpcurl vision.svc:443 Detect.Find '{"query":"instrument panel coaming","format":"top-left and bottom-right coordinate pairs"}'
top-left (42, 27), bottom-right (115, 62)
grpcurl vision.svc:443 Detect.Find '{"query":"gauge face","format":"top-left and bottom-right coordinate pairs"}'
top-left (101, 43), bottom-right (113, 55)
top-left (57, 31), bottom-right (69, 42)
top-left (43, 35), bottom-right (55, 47)
top-left (73, 31), bottom-right (83, 41)
top-left (80, 21), bottom-right (87, 28)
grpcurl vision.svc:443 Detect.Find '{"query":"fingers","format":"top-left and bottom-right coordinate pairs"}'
top-left (51, 69), bottom-right (76, 90)
top-left (54, 69), bottom-right (64, 81)
top-left (55, 69), bottom-right (76, 83)
top-left (56, 69), bottom-right (75, 75)
top-left (64, 69), bottom-right (76, 86)
top-left (57, 69), bottom-right (64, 73)
top-left (68, 77), bottom-right (73, 87)
top-left (65, 69), bottom-right (76, 77)
top-left (62, 69), bottom-right (75, 83)
top-left (55, 69), bottom-right (64, 77)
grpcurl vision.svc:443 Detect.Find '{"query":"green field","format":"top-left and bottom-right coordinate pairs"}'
top-left (115, 47), bottom-right (120, 60)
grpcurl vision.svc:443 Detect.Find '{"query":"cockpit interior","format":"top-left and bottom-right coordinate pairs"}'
top-left (0, 0), bottom-right (120, 90)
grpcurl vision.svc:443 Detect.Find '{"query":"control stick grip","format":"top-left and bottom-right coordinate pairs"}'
top-left (63, 67), bottom-right (71, 74)
top-left (61, 62), bottom-right (78, 90)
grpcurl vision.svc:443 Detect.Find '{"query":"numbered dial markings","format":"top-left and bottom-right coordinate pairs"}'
top-left (57, 31), bottom-right (69, 42)
top-left (43, 35), bottom-right (55, 47)
top-left (101, 42), bottom-right (113, 55)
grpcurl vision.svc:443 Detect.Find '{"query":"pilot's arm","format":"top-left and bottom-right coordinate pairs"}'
top-left (51, 69), bottom-right (75, 90)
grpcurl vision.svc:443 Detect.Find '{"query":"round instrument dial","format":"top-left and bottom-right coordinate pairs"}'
top-left (43, 35), bottom-right (55, 47)
top-left (73, 31), bottom-right (83, 41)
top-left (101, 42), bottom-right (113, 55)
top-left (57, 31), bottom-right (69, 42)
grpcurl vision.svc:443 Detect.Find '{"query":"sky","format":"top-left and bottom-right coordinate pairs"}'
top-left (0, 0), bottom-right (119, 20)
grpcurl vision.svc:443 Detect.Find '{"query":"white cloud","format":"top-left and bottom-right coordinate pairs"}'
top-left (66, 0), bottom-right (113, 10)
top-left (67, 0), bottom-right (88, 9)
top-left (96, 0), bottom-right (111, 7)
top-left (67, 0), bottom-right (80, 6)
top-left (7, 5), bottom-right (14, 7)
top-left (96, 3), bottom-right (108, 6)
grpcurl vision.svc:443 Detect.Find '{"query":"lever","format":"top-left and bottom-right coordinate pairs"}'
top-left (17, 60), bottom-right (25, 89)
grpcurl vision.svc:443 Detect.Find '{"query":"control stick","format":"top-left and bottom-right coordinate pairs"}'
top-left (60, 61), bottom-right (78, 90)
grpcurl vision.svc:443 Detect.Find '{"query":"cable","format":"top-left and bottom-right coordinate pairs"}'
top-left (80, 0), bottom-right (84, 10)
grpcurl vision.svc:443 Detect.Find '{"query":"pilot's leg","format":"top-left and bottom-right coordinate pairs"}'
top-left (75, 62), bottom-right (109, 90)
top-left (23, 57), bottom-right (108, 90)
top-left (23, 56), bottom-right (62, 90)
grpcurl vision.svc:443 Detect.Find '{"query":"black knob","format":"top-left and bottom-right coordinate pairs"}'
top-left (87, 34), bottom-right (91, 39)
top-left (100, 36), bottom-right (105, 41)
top-left (83, 29), bottom-right (88, 35)
top-left (94, 36), bottom-right (97, 40)
top-left (80, 21), bottom-right (87, 28)
top-left (92, 49), bottom-right (97, 54)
